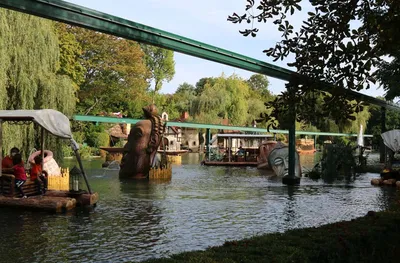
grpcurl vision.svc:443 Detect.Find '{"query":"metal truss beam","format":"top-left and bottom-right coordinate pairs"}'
top-left (0, 0), bottom-right (399, 111)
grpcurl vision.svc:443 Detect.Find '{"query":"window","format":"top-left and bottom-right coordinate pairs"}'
top-left (170, 141), bottom-right (174, 145)
top-left (192, 141), bottom-right (196, 146)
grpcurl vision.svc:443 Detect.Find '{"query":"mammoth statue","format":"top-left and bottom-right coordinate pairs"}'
top-left (257, 141), bottom-right (301, 177)
top-left (119, 104), bottom-right (167, 179)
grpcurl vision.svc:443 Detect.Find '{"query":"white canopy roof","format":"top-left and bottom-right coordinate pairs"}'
top-left (381, 130), bottom-right (400, 152)
top-left (0, 109), bottom-right (73, 139)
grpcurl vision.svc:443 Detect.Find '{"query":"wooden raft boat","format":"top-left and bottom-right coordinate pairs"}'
top-left (0, 173), bottom-right (99, 213)
top-left (0, 109), bottom-right (99, 213)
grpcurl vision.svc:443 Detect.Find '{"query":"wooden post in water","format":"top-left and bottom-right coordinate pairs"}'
top-left (206, 128), bottom-right (210, 161)
top-left (228, 137), bottom-right (232, 162)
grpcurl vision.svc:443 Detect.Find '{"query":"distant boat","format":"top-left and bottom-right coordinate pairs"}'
top-left (296, 138), bottom-right (316, 154)
top-left (202, 133), bottom-right (273, 167)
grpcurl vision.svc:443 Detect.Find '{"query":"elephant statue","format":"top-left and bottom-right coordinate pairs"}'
top-left (119, 104), bottom-right (167, 179)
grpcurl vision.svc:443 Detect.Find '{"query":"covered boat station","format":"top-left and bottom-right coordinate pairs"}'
top-left (0, 0), bottom-right (397, 185)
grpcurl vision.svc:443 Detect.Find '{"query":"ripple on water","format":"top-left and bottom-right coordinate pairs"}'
top-left (0, 154), bottom-right (395, 263)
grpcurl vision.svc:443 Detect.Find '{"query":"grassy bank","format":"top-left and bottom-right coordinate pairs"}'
top-left (143, 203), bottom-right (400, 263)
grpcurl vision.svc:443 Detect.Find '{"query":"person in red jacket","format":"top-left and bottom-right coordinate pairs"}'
top-left (30, 155), bottom-right (48, 194)
top-left (2, 147), bottom-right (20, 169)
top-left (5, 153), bottom-right (27, 198)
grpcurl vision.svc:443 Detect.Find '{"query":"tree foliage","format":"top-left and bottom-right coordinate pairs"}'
top-left (247, 74), bottom-right (272, 99)
top-left (141, 45), bottom-right (175, 96)
top-left (65, 26), bottom-right (151, 117)
top-left (228, 0), bottom-right (400, 129)
top-left (0, 10), bottom-right (76, 159)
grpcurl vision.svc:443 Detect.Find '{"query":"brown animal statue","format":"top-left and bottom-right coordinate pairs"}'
top-left (119, 104), bottom-right (166, 179)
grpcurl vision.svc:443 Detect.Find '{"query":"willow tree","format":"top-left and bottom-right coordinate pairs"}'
top-left (0, 10), bottom-right (76, 159)
top-left (190, 74), bottom-right (251, 126)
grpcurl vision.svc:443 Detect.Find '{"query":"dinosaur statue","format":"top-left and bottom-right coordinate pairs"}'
top-left (119, 104), bottom-right (167, 179)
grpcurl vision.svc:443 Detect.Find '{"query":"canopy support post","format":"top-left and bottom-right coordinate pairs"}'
top-left (40, 127), bottom-right (45, 171)
top-left (206, 128), bottom-right (210, 160)
top-left (71, 141), bottom-right (92, 194)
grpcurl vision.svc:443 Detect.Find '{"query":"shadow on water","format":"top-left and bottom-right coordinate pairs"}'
top-left (0, 153), bottom-right (398, 263)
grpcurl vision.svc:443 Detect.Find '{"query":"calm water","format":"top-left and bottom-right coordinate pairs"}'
top-left (0, 153), bottom-right (396, 263)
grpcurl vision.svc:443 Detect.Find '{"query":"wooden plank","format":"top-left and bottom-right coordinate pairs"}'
top-left (0, 195), bottom-right (76, 212)
top-left (45, 190), bottom-right (99, 206)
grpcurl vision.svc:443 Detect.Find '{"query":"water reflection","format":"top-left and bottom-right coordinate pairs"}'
top-left (0, 153), bottom-right (396, 263)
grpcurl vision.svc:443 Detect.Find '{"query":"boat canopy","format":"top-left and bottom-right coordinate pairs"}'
top-left (211, 133), bottom-right (273, 144)
top-left (0, 109), bottom-right (73, 139)
top-left (381, 130), bottom-right (400, 152)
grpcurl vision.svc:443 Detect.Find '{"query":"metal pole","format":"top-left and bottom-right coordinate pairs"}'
top-left (70, 140), bottom-right (92, 194)
top-left (206, 128), bottom-right (210, 160)
top-left (40, 127), bottom-right (45, 172)
top-left (380, 107), bottom-right (386, 163)
top-left (228, 137), bottom-right (232, 162)
top-left (283, 90), bottom-right (300, 185)
top-left (74, 149), bottom-right (92, 194)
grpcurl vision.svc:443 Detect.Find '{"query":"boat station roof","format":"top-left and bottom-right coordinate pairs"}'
top-left (0, 110), bottom-right (73, 139)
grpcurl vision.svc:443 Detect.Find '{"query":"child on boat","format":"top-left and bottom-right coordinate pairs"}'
top-left (30, 155), bottom-right (48, 195)
top-left (11, 153), bottom-right (27, 198)
top-left (2, 147), bottom-right (21, 169)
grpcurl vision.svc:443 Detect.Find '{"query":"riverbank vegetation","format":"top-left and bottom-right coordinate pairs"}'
top-left (143, 204), bottom-right (400, 263)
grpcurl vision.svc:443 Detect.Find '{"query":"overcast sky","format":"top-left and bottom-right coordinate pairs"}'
top-left (66, 0), bottom-right (384, 98)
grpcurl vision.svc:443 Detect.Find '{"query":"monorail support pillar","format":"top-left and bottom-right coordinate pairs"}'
top-left (380, 107), bottom-right (386, 163)
top-left (283, 92), bottom-right (300, 185)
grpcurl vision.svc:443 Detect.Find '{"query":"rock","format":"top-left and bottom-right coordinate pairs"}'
top-left (396, 181), bottom-right (400, 189)
top-left (371, 179), bottom-right (381, 186)
top-left (388, 179), bottom-right (397, 185)
top-left (383, 179), bottom-right (396, 185)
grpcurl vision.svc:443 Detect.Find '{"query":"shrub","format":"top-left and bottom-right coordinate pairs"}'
top-left (72, 131), bottom-right (85, 144)
top-left (78, 145), bottom-right (93, 159)
top-left (62, 143), bottom-right (73, 158)
top-left (86, 131), bottom-right (110, 148)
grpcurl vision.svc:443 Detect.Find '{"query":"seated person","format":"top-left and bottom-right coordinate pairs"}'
top-left (30, 155), bottom-right (48, 194)
top-left (3, 153), bottom-right (27, 198)
top-left (2, 147), bottom-right (21, 169)
top-left (236, 146), bottom-right (245, 156)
